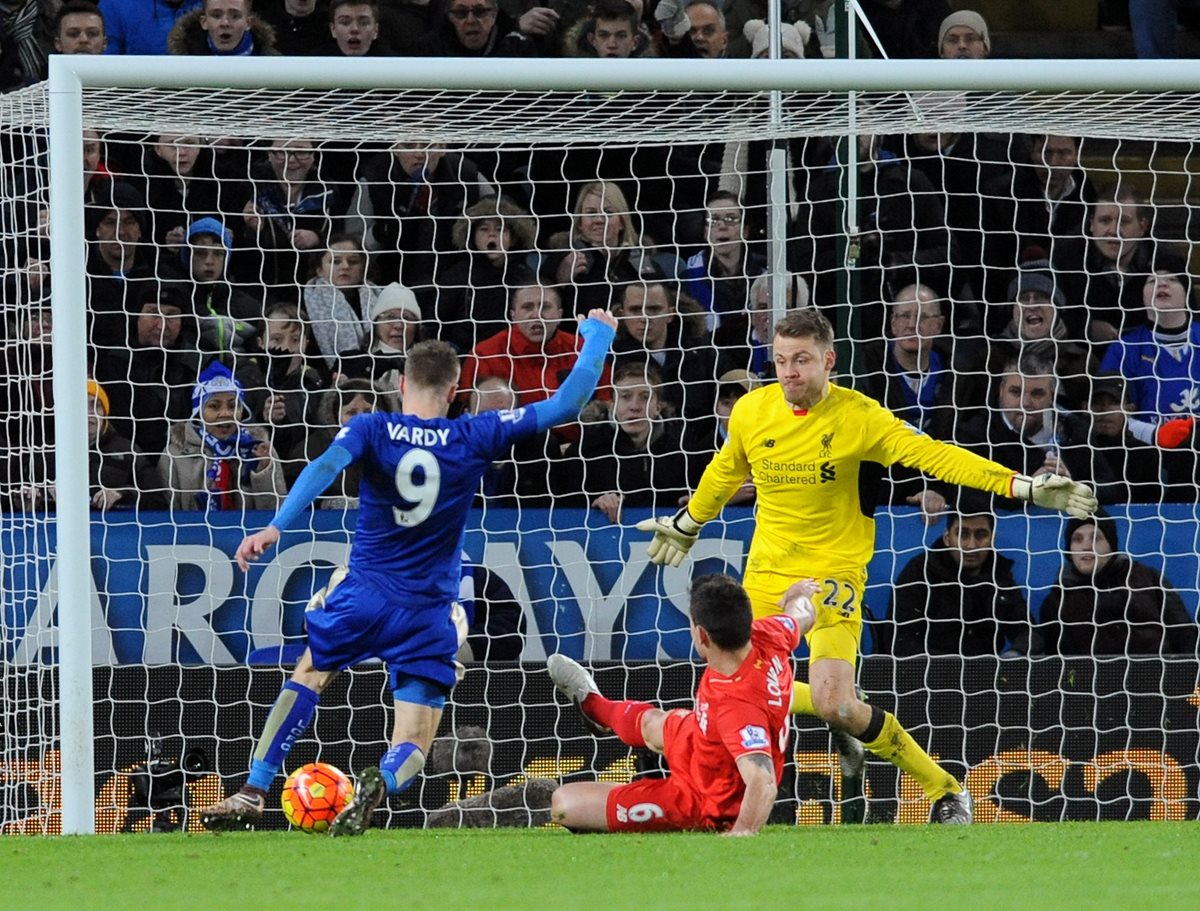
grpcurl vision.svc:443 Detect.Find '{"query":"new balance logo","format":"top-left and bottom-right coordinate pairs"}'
top-left (764, 439), bottom-right (776, 448)
top-left (820, 462), bottom-right (836, 483)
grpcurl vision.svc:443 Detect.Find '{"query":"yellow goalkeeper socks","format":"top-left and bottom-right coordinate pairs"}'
top-left (790, 681), bottom-right (817, 715)
top-left (863, 710), bottom-right (961, 801)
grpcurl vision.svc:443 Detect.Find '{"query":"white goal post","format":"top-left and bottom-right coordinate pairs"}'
top-left (23, 54), bottom-right (1200, 834)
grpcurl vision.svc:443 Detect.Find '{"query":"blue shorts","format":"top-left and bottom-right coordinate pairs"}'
top-left (305, 572), bottom-right (461, 690)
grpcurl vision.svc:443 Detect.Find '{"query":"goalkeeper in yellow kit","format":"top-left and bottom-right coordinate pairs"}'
top-left (639, 310), bottom-right (1097, 823)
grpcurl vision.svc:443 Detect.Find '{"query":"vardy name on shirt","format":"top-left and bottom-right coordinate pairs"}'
top-left (387, 424), bottom-right (452, 447)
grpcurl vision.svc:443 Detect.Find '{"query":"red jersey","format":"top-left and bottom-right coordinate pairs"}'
top-left (461, 327), bottom-right (613, 406)
top-left (667, 614), bottom-right (801, 823)
top-left (459, 327), bottom-right (611, 443)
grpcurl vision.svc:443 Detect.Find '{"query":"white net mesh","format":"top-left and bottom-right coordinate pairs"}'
top-left (1, 76), bottom-right (1198, 832)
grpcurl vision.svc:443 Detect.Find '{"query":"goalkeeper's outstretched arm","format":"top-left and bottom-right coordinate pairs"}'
top-left (1008, 472), bottom-right (1098, 519)
top-left (877, 417), bottom-right (1099, 520)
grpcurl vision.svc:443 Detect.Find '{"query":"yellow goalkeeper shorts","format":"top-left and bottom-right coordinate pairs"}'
top-left (742, 569), bottom-right (864, 667)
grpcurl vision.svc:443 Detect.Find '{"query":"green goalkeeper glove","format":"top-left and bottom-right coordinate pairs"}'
top-left (1010, 473), bottom-right (1098, 519)
top-left (635, 508), bottom-right (703, 567)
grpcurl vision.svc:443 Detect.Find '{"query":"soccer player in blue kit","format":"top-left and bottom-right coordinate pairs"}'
top-left (201, 308), bottom-right (618, 835)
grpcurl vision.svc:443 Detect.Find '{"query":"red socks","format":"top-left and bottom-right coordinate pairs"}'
top-left (582, 694), bottom-right (652, 748)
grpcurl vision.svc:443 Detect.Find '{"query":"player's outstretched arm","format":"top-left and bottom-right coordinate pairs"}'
top-left (235, 525), bottom-right (282, 572)
top-left (1009, 473), bottom-right (1098, 520)
top-left (725, 753), bottom-right (777, 837)
top-left (529, 309), bottom-right (618, 432)
top-left (635, 507), bottom-right (703, 567)
top-left (777, 577), bottom-right (820, 635)
top-left (234, 444), bottom-right (354, 571)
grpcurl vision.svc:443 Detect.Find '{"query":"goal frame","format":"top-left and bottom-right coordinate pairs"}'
top-left (45, 54), bottom-right (1194, 834)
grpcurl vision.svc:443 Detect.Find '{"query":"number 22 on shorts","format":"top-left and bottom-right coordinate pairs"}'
top-left (821, 579), bottom-right (858, 618)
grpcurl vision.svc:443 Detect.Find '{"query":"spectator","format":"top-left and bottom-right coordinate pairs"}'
top-left (0, 304), bottom-right (54, 511)
top-left (558, 358), bottom-right (690, 522)
top-left (93, 282), bottom-right (202, 457)
top-left (82, 128), bottom-right (114, 201)
top-left (1084, 375), bottom-right (1186, 504)
top-left (613, 279), bottom-right (715, 420)
top-left (1040, 510), bottom-right (1197, 656)
top-left (1100, 266), bottom-right (1199, 421)
top-left (298, 379), bottom-right (379, 507)
top-left (459, 563), bottom-right (526, 662)
top-left (713, 271), bottom-right (810, 380)
top-left (563, 0), bottom-right (654, 58)
top-left (899, 128), bottom-right (1015, 305)
top-left (862, 283), bottom-right (981, 442)
top-left (465, 374), bottom-right (521, 506)
top-left (327, 0), bottom-right (390, 56)
top-left (861, 283), bottom-right (983, 516)
top-left (54, 1), bottom-right (107, 55)
top-left (743, 17), bottom-right (806, 59)
top-left (543, 180), bottom-right (660, 315)
top-left (302, 233), bottom-right (381, 371)
top-left (373, 0), bottom-right (437, 50)
top-left (856, 0), bottom-right (950, 58)
top-left (240, 138), bottom-right (336, 291)
top-left (85, 180), bottom-right (158, 350)
top-left (255, 0), bottom-right (331, 56)
top-left (339, 280), bottom-right (424, 385)
top-left (936, 9), bottom-right (988, 59)
top-left (183, 217), bottom-right (261, 357)
top-left (159, 361), bottom-right (286, 511)
top-left (140, 134), bottom-right (247, 248)
top-left (0, 375), bottom-right (164, 512)
top-left (888, 498), bottom-right (1038, 657)
top-left (982, 134), bottom-right (1095, 297)
top-left (990, 253), bottom-right (1092, 405)
top-left (460, 280), bottom-right (611, 445)
top-left (85, 378), bottom-right (167, 510)
top-left (417, 0), bottom-right (542, 57)
top-left (682, 1), bottom-right (727, 57)
top-left (656, 0), bottom-right (782, 56)
top-left (681, 191), bottom-right (766, 332)
top-left (1097, 265), bottom-right (1200, 497)
top-left (996, 254), bottom-right (1084, 347)
top-left (167, 0), bottom-right (281, 55)
top-left (0, 0), bottom-right (49, 89)
top-left (466, 374), bottom-right (558, 508)
top-left (1054, 186), bottom-right (1186, 344)
top-left (804, 132), bottom-right (950, 340)
top-left (99, 0), bottom-right (202, 55)
top-left (436, 195), bottom-right (537, 352)
top-left (237, 300), bottom-right (326, 469)
top-left (348, 139), bottom-right (493, 292)
top-left (681, 368), bottom-right (757, 500)
top-left (957, 343), bottom-right (1120, 508)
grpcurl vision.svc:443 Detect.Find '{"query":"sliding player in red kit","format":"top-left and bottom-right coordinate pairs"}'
top-left (547, 574), bottom-right (818, 836)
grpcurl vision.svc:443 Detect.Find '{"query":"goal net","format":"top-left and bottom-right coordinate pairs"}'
top-left (2, 58), bottom-right (1198, 833)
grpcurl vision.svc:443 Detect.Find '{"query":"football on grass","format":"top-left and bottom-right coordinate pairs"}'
top-left (281, 762), bottom-right (354, 833)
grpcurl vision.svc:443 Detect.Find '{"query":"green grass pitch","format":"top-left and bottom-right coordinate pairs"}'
top-left (3, 822), bottom-right (1198, 911)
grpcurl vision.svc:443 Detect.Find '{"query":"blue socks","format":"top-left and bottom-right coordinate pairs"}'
top-left (246, 680), bottom-right (320, 791)
top-left (380, 741), bottom-right (426, 795)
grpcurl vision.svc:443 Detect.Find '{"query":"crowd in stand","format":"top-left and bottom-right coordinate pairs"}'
top-left (1, 1), bottom-right (1198, 657)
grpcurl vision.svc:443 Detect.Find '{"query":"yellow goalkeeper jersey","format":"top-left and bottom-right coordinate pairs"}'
top-left (688, 382), bottom-right (1017, 579)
